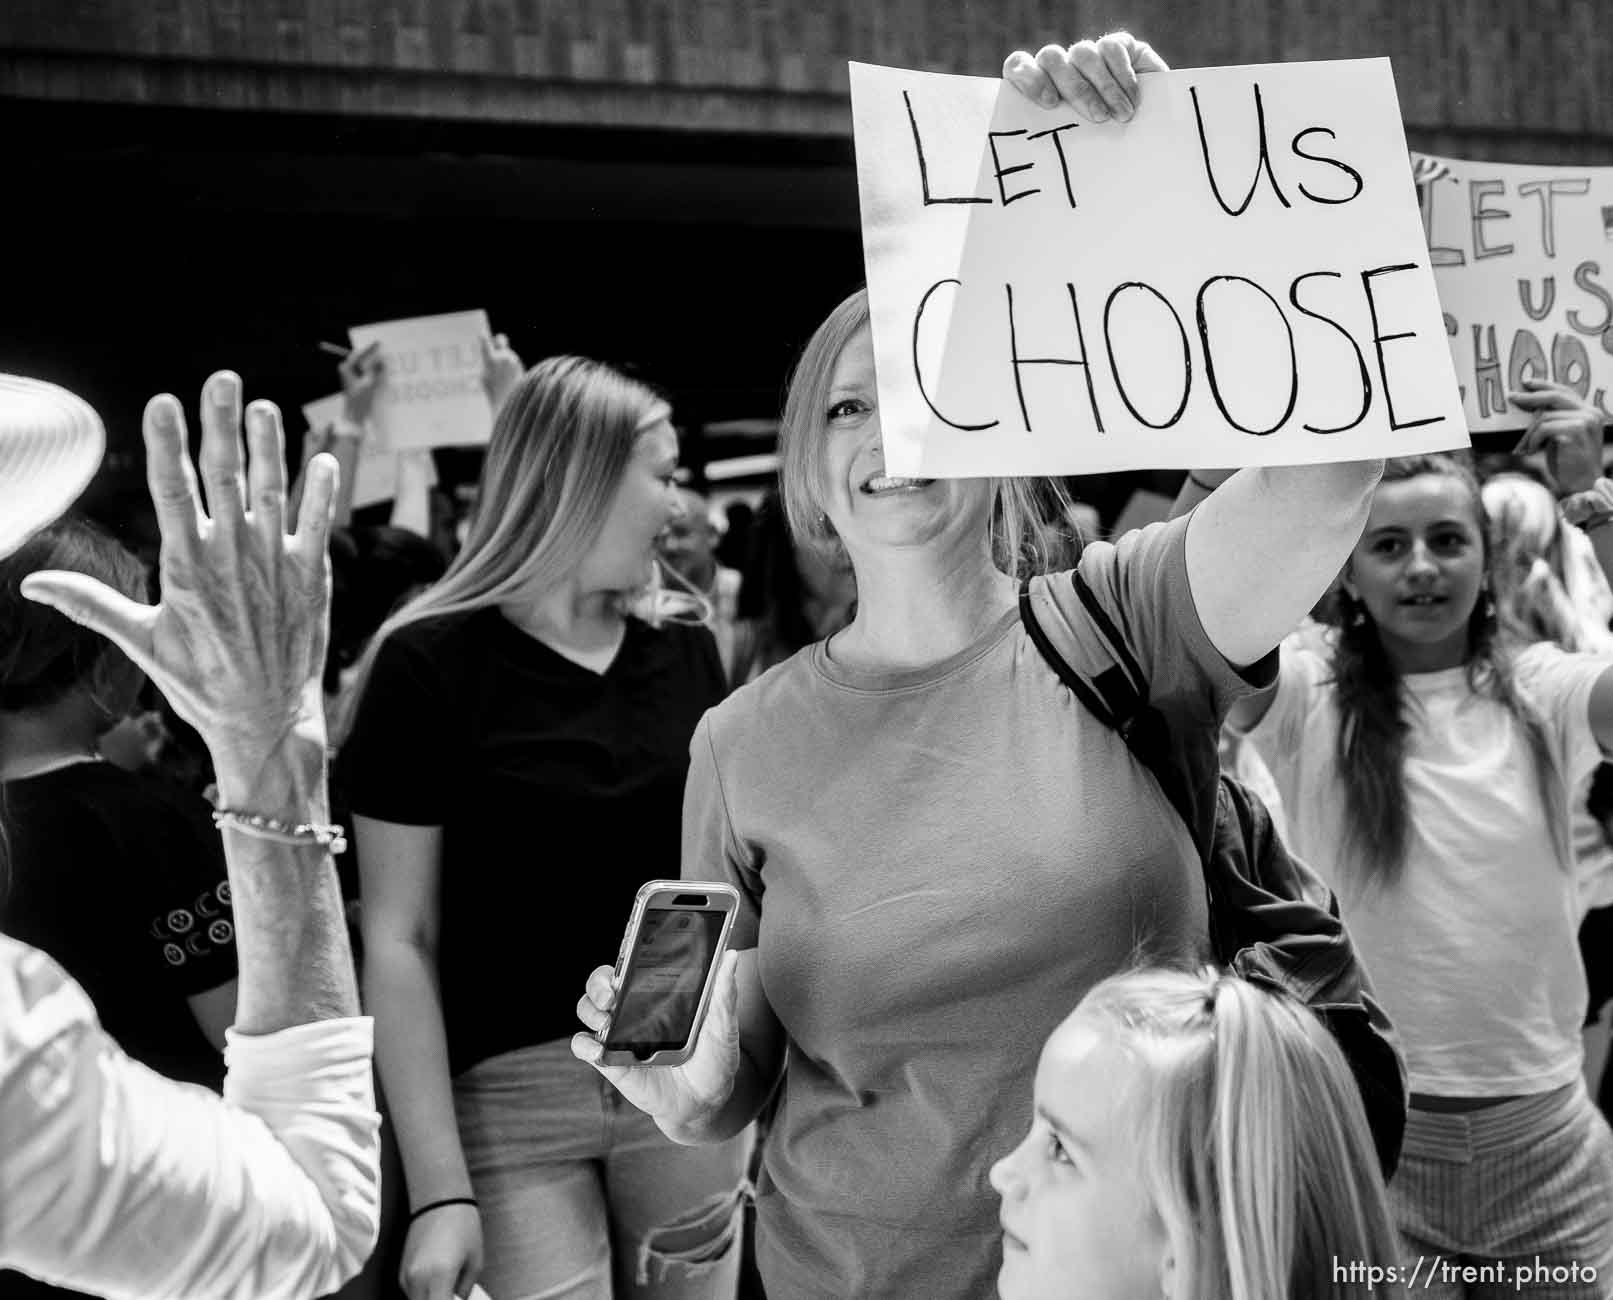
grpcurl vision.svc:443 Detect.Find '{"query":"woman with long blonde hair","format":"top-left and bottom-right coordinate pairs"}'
top-left (991, 966), bottom-right (1405, 1300)
top-left (343, 356), bottom-right (750, 1300)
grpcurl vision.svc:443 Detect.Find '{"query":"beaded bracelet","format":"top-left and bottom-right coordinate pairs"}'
top-left (204, 787), bottom-right (348, 855)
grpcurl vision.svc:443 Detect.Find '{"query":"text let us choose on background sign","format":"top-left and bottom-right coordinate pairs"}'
top-left (850, 58), bottom-right (1470, 478)
top-left (1413, 153), bottom-right (1613, 433)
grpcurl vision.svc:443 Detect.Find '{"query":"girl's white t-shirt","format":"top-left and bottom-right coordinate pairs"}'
top-left (1247, 638), bottom-right (1611, 1097)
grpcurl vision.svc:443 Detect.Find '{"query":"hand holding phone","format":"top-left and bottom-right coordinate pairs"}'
top-left (596, 880), bottom-right (738, 1067)
top-left (571, 881), bottom-right (745, 1139)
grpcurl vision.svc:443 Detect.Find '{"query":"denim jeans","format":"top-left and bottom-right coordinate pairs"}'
top-left (454, 1039), bottom-right (752, 1300)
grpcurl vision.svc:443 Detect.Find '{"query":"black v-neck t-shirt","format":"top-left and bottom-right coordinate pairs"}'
top-left (340, 608), bottom-right (726, 1076)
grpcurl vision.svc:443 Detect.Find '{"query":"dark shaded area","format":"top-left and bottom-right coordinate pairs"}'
top-left (1, 97), bottom-right (864, 535)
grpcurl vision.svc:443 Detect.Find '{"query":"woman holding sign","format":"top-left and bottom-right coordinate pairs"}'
top-left (571, 34), bottom-right (1392, 1300)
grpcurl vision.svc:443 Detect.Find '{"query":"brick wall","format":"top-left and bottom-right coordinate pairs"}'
top-left (1, 0), bottom-right (1607, 158)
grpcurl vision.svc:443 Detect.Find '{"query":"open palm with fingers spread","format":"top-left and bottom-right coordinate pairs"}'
top-left (21, 370), bottom-right (338, 803)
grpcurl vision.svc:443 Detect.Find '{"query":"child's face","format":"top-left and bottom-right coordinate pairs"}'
top-left (990, 1020), bottom-right (1172, 1300)
top-left (1344, 473), bottom-right (1487, 673)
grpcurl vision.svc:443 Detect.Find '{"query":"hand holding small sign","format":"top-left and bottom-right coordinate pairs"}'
top-left (339, 340), bottom-right (387, 427)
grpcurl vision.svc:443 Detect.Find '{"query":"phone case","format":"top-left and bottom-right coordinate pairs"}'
top-left (596, 879), bottom-right (740, 1068)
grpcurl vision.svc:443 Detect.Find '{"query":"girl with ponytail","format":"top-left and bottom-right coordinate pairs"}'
top-left (991, 966), bottom-right (1404, 1300)
top-left (1232, 437), bottom-right (1613, 1292)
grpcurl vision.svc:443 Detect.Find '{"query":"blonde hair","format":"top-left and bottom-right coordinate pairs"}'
top-left (1074, 967), bottom-right (1404, 1300)
top-left (1485, 473), bottom-right (1613, 655)
top-left (351, 355), bottom-right (702, 703)
top-left (779, 288), bottom-right (1081, 578)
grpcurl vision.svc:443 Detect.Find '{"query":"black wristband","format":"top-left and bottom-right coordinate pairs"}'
top-left (408, 1196), bottom-right (478, 1224)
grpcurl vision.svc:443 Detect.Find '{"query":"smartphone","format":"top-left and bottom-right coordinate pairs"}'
top-left (597, 880), bottom-right (740, 1067)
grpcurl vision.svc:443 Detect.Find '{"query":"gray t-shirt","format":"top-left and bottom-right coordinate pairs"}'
top-left (684, 515), bottom-right (1262, 1299)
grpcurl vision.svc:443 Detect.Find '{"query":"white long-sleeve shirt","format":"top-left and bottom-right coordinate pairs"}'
top-left (0, 934), bottom-right (381, 1299)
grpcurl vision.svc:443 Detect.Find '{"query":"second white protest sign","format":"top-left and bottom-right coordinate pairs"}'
top-left (851, 58), bottom-right (1469, 477)
top-left (1414, 152), bottom-right (1613, 432)
top-left (347, 310), bottom-right (495, 452)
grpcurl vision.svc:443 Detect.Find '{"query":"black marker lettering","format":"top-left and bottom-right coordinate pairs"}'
top-left (1103, 282), bottom-right (1191, 428)
top-left (912, 279), bottom-right (999, 431)
top-left (1361, 263), bottom-right (1446, 431)
top-left (1289, 271), bottom-right (1372, 434)
top-left (1006, 283), bottom-right (1105, 434)
top-left (1291, 127), bottom-right (1364, 205)
top-left (1190, 82), bottom-right (1292, 217)
top-left (903, 91), bottom-right (991, 206)
top-left (1196, 276), bottom-right (1297, 436)
top-left (988, 130), bottom-right (1041, 206)
top-left (1027, 122), bottom-right (1081, 208)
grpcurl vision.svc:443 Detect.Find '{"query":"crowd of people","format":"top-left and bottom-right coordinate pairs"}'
top-left (3, 26), bottom-right (1612, 1300)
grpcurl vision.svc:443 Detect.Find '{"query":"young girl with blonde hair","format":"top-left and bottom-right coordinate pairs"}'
top-left (344, 356), bottom-right (749, 1300)
top-left (992, 966), bottom-right (1405, 1300)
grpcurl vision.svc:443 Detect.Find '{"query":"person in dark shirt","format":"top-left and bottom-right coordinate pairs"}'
top-left (0, 516), bottom-right (239, 1300)
top-left (343, 356), bottom-right (751, 1300)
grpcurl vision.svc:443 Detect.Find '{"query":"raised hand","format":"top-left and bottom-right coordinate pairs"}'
top-left (479, 332), bottom-right (525, 415)
top-left (340, 340), bottom-right (387, 428)
top-left (1511, 377), bottom-right (1607, 496)
top-left (1002, 31), bottom-right (1168, 122)
top-left (21, 371), bottom-right (338, 806)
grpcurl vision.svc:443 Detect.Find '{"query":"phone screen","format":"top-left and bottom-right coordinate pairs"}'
top-left (604, 906), bottom-right (725, 1056)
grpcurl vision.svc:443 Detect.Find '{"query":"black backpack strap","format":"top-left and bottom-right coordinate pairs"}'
top-left (1065, 572), bottom-right (1202, 836)
top-left (1020, 574), bottom-right (1202, 845)
top-left (1071, 570), bottom-right (1147, 690)
top-left (1021, 575), bottom-right (1225, 937)
top-left (1018, 579), bottom-right (1118, 731)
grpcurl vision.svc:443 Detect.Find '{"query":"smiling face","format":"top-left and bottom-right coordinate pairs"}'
top-left (1344, 471), bottom-right (1487, 674)
top-left (817, 327), bottom-right (994, 564)
top-left (576, 415), bottom-right (686, 593)
top-left (990, 1021), bottom-right (1173, 1300)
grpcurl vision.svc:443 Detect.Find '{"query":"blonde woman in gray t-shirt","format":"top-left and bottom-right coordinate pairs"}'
top-left (574, 34), bottom-right (1388, 1300)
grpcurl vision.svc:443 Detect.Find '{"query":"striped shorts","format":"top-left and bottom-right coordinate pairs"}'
top-left (1390, 1079), bottom-right (1613, 1298)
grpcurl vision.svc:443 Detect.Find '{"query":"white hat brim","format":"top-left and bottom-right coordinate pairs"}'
top-left (0, 374), bottom-right (107, 560)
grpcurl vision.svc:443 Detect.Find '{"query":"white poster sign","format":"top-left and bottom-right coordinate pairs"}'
top-left (851, 59), bottom-right (1468, 477)
top-left (347, 310), bottom-right (494, 451)
top-left (1413, 152), bottom-right (1613, 431)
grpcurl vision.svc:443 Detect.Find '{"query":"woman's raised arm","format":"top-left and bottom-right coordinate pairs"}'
top-left (1186, 461), bottom-right (1383, 668)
